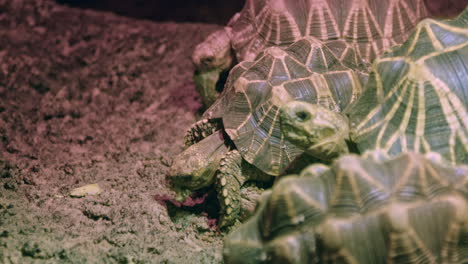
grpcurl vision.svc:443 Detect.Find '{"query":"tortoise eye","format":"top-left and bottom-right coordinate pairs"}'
top-left (202, 57), bottom-right (214, 65)
top-left (295, 111), bottom-right (311, 122)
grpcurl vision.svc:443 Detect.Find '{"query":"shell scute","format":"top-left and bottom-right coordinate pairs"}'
top-left (229, 0), bottom-right (429, 64)
top-left (283, 79), bottom-right (318, 101)
top-left (220, 38), bottom-right (365, 175)
top-left (224, 152), bottom-right (468, 263)
top-left (270, 59), bottom-right (290, 85)
top-left (283, 56), bottom-right (310, 79)
top-left (350, 14), bottom-right (468, 164)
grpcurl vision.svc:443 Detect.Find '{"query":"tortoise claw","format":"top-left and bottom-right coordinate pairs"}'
top-left (216, 150), bottom-right (245, 229)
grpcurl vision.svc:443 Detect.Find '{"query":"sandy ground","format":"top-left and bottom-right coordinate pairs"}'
top-left (0, 0), bottom-right (225, 263)
top-left (1, 1), bottom-right (466, 263)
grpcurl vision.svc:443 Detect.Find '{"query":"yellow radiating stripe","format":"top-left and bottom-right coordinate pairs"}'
top-left (399, 0), bottom-right (418, 26)
top-left (400, 134), bottom-right (408, 153)
top-left (350, 71), bottom-right (363, 104)
top-left (354, 57), bottom-right (411, 133)
top-left (362, 10), bottom-right (372, 60)
top-left (383, 79), bottom-right (416, 152)
top-left (418, 43), bottom-right (468, 62)
top-left (251, 103), bottom-right (278, 157)
top-left (256, 6), bottom-right (268, 30)
top-left (275, 15), bottom-right (281, 44)
top-left (345, 167), bottom-right (385, 209)
top-left (428, 19), bottom-right (468, 37)
top-left (319, 46), bottom-right (328, 70)
top-left (417, 155), bottom-right (429, 196)
top-left (424, 24), bottom-right (443, 50)
top-left (375, 80), bottom-right (410, 148)
top-left (406, 25), bottom-right (421, 55)
top-left (317, 4), bottom-right (327, 39)
top-left (294, 185), bottom-right (326, 211)
top-left (278, 54), bottom-right (292, 79)
top-left (364, 5), bottom-right (385, 60)
top-left (424, 70), bottom-right (468, 162)
top-left (383, 0), bottom-right (396, 38)
top-left (233, 97), bottom-right (274, 138)
top-left (312, 74), bottom-right (334, 109)
top-left (421, 137), bottom-right (431, 153)
top-left (414, 79), bottom-right (425, 153)
top-left (422, 159), bottom-right (449, 186)
top-left (408, 229), bottom-right (438, 263)
top-left (365, 1), bottom-right (384, 38)
top-left (325, 1), bottom-right (340, 39)
top-left (353, 163), bottom-right (388, 191)
top-left (304, 2), bottom-right (313, 37)
top-left (305, 38), bottom-right (316, 65)
top-left (282, 6), bottom-right (302, 42)
top-left (393, 149), bottom-right (415, 192)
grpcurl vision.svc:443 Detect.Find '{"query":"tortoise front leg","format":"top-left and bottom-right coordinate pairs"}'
top-left (215, 150), bottom-right (246, 229)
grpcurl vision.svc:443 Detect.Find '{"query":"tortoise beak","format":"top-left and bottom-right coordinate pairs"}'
top-left (169, 150), bottom-right (218, 191)
top-left (168, 131), bottom-right (230, 193)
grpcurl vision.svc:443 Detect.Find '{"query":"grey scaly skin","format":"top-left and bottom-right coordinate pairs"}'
top-left (169, 120), bottom-right (272, 229)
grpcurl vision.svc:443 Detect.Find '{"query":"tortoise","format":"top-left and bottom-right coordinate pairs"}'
top-left (192, 0), bottom-right (430, 107)
top-left (223, 151), bottom-right (468, 263)
top-left (171, 0), bottom-right (434, 229)
top-left (170, 37), bottom-right (368, 228)
top-left (279, 9), bottom-right (468, 165)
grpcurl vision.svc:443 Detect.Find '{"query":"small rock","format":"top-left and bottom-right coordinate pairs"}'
top-left (70, 183), bottom-right (102, 198)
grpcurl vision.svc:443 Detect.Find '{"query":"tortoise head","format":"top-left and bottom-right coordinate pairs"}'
top-left (192, 29), bottom-right (234, 107)
top-left (279, 101), bottom-right (349, 160)
top-left (168, 132), bottom-right (229, 201)
top-left (192, 28), bottom-right (233, 72)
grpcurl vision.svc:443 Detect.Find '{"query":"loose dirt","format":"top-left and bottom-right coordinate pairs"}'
top-left (0, 0), bottom-right (225, 262)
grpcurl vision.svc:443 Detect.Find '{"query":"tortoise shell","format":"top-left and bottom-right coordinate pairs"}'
top-left (228, 0), bottom-right (429, 63)
top-left (204, 37), bottom-right (368, 175)
top-left (349, 9), bottom-right (468, 165)
top-left (224, 151), bottom-right (468, 263)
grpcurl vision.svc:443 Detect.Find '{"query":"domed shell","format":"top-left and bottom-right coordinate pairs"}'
top-left (349, 9), bottom-right (468, 165)
top-left (205, 37), bottom-right (367, 175)
top-left (224, 151), bottom-right (468, 263)
top-left (228, 0), bottom-right (429, 63)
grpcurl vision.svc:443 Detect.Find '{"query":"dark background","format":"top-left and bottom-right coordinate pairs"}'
top-left (56, 0), bottom-right (245, 24)
top-left (56, 0), bottom-right (466, 25)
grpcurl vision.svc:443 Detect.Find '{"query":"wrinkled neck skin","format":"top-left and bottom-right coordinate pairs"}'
top-left (169, 131), bottom-right (229, 201)
top-left (280, 101), bottom-right (350, 161)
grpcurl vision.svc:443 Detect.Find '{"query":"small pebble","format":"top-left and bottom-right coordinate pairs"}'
top-left (70, 183), bottom-right (102, 198)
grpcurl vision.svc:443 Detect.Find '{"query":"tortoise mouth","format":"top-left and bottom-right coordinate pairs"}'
top-left (168, 169), bottom-right (216, 191)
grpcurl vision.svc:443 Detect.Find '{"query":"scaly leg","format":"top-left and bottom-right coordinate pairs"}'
top-left (183, 118), bottom-right (222, 147)
top-left (216, 150), bottom-right (246, 229)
